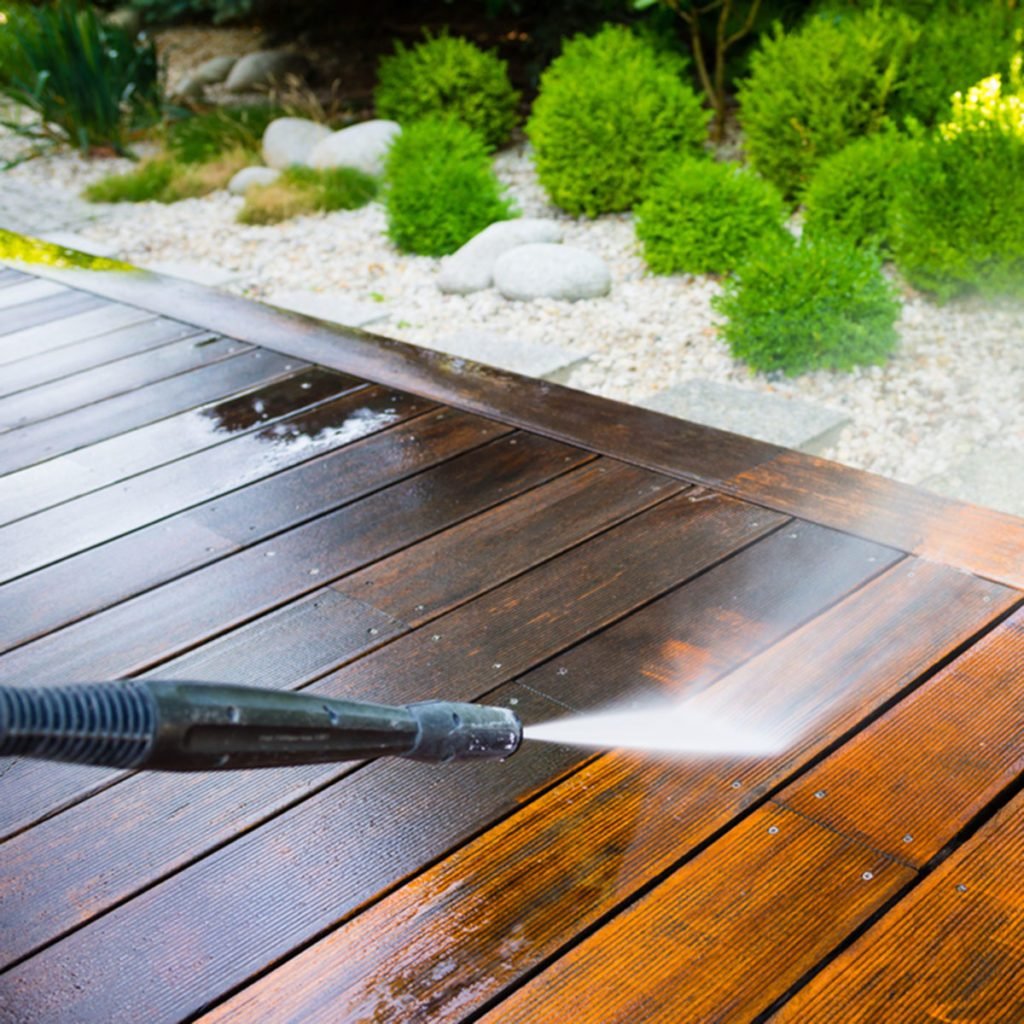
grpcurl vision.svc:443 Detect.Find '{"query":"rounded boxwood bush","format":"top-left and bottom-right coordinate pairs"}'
top-left (384, 116), bottom-right (517, 256)
top-left (635, 159), bottom-right (786, 275)
top-left (738, 8), bottom-right (918, 197)
top-left (375, 30), bottom-right (519, 151)
top-left (801, 129), bottom-right (914, 254)
top-left (713, 232), bottom-right (901, 376)
top-left (526, 24), bottom-right (710, 218)
top-left (890, 69), bottom-right (1024, 301)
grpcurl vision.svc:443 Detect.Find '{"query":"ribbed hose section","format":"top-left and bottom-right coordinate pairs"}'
top-left (0, 682), bottom-right (156, 768)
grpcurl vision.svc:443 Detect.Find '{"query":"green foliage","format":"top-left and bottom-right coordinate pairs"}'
top-left (801, 129), bottom-right (913, 253)
top-left (713, 232), bottom-right (901, 375)
top-left (383, 116), bottom-right (516, 256)
top-left (125, 0), bottom-right (252, 26)
top-left (84, 149), bottom-right (254, 203)
top-left (738, 8), bottom-right (919, 197)
top-left (890, 67), bottom-right (1024, 300)
top-left (0, 0), bottom-right (162, 153)
top-left (375, 30), bottom-right (520, 150)
top-left (164, 106), bottom-right (283, 164)
top-left (635, 159), bottom-right (786, 275)
top-left (238, 165), bottom-right (378, 225)
top-left (526, 24), bottom-right (710, 217)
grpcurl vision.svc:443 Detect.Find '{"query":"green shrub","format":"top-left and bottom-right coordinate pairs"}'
top-left (713, 232), bottom-right (901, 375)
top-left (738, 8), bottom-right (918, 197)
top-left (526, 24), bottom-right (709, 217)
top-left (84, 149), bottom-right (253, 203)
top-left (635, 159), bottom-right (786, 275)
top-left (890, 67), bottom-right (1024, 300)
top-left (165, 106), bottom-right (283, 164)
top-left (801, 129), bottom-right (913, 253)
top-left (0, 0), bottom-right (161, 153)
top-left (375, 30), bottom-right (520, 150)
top-left (238, 165), bottom-right (378, 224)
top-left (125, 0), bottom-right (252, 26)
top-left (383, 116), bottom-right (516, 256)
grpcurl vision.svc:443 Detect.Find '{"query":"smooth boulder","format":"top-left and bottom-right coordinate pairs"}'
top-left (261, 117), bottom-right (331, 170)
top-left (309, 120), bottom-right (400, 177)
top-left (227, 166), bottom-right (281, 196)
top-left (493, 243), bottom-right (611, 301)
top-left (437, 219), bottom-right (564, 295)
top-left (191, 55), bottom-right (238, 86)
top-left (225, 50), bottom-right (308, 92)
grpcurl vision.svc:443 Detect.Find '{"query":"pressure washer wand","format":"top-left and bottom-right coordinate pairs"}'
top-left (0, 680), bottom-right (522, 771)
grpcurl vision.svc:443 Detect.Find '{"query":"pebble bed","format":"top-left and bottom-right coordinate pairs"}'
top-left (2, 84), bottom-right (1023, 491)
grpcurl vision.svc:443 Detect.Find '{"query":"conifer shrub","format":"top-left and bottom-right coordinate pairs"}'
top-left (801, 129), bottom-right (913, 254)
top-left (635, 159), bottom-right (786, 275)
top-left (238, 165), bottom-right (378, 224)
top-left (383, 116), bottom-right (516, 256)
top-left (738, 8), bottom-right (918, 197)
top-left (374, 30), bottom-right (519, 150)
top-left (713, 232), bottom-right (901, 376)
top-left (890, 66), bottom-right (1024, 300)
top-left (526, 24), bottom-right (710, 217)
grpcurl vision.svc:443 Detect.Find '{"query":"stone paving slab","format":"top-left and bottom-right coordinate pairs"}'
top-left (639, 379), bottom-right (851, 455)
top-left (424, 329), bottom-right (589, 385)
top-left (0, 180), bottom-right (97, 235)
top-left (265, 289), bottom-right (389, 328)
top-left (920, 446), bottom-right (1024, 518)
top-left (144, 259), bottom-right (243, 287)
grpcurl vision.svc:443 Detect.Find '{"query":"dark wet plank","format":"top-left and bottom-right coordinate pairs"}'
top-left (0, 495), bottom-right (782, 1022)
top-left (0, 303), bottom-right (153, 366)
top-left (0, 277), bottom-right (65, 309)
top-left (0, 316), bottom-right (196, 399)
top-left (0, 409), bottom-right (509, 652)
top-left (0, 289), bottom-right (104, 336)
top-left (0, 334), bottom-right (249, 432)
top-left (0, 348), bottom-right (304, 476)
top-left (0, 366), bottom-right (361, 525)
top-left (198, 551), bottom-right (1012, 1024)
top-left (768, 789), bottom-right (1024, 1023)
top-left (778, 606), bottom-right (1024, 867)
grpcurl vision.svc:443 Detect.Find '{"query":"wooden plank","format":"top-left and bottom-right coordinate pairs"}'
top-left (0, 409), bottom-right (509, 652)
top-left (197, 551), bottom-right (1011, 1024)
top-left (778, 605), bottom-right (1024, 867)
top-left (0, 348), bottom-right (304, 475)
top-left (0, 334), bottom-right (251, 432)
top-left (0, 277), bottom-right (65, 310)
top-left (0, 268), bottom-right (29, 288)
top-left (0, 289), bottom-right (104, 336)
top-left (0, 496), bottom-right (782, 1021)
top-left (0, 375), bottom-right (384, 583)
top-left (767, 788), bottom-right (1024, 1023)
top-left (0, 316), bottom-right (196, 399)
top-left (0, 366), bottom-right (363, 524)
top-left (334, 459), bottom-right (687, 625)
top-left (0, 303), bottom-right (154, 367)
top-left (725, 450), bottom-right (1024, 590)
top-left (475, 805), bottom-right (914, 1024)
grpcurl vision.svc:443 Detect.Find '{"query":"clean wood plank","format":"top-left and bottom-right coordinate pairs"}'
top-left (0, 316), bottom-right (196, 399)
top-left (0, 277), bottom-right (65, 310)
top-left (0, 495), bottom-right (782, 1022)
top-left (0, 348), bottom-right (305, 475)
top-left (0, 409), bottom-right (509, 652)
top-left (0, 334), bottom-right (250, 432)
top-left (768, 788), bottom-right (1024, 1023)
top-left (198, 551), bottom-right (1011, 1024)
top-left (0, 268), bottom-right (28, 288)
top-left (0, 289), bottom-right (103, 336)
top-left (477, 804), bottom-right (915, 1024)
top-left (0, 366), bottom-right (363, 524)
top-left (0, 303), bottom-right (153, 366)
top-left (778, 605), bottom-right (1024, 867)
top-left (725, 450), bottom-right (1024, 589)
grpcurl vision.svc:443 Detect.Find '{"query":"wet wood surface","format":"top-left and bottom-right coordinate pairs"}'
top-left (1, 256), bottom-right (1023, 1024)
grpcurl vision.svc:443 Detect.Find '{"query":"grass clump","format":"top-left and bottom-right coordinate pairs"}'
top-left (527, 24), bottom-right (709, 217)
top-left (238, 165), bottom-right (378, 225)
top-left (164, 106), bottom-right (283, 164)
top-left (635, 160), bottom-right (786, 276)
top-left (383, 116), bottom-right (516, 256)
top-left (713, 232), bottom-right (901, 376)
top-left (84, 149), bottom-right (253, 204)
top-left (375, 30), bottom-right (519, 150)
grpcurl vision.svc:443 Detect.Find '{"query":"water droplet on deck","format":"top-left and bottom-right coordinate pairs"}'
top-left (309, 568), bottom-right (320, 575)
top-left (956, 883), bottom-right (968, 893)
top-left (903, 834), bottom-right (913, 844)
top-left (730, 780), bottom-right (742, 789)
top-left (814, 790), bottom-right (827, 799)
top-left (368, 627), bottom-right (380, 636)
top-left (415, 604), bottom-right (426, 613)
top-left (556, 667), bottom-right (568, 676)
top-left (493, 662), bottom-right (502, 669)
top-left (431, 634), bottom-right (441, 642)
top-left (768, 826), bottom-right (779, 835)
top-left (265, 551), bottom-right (276, 558)
top-left (509, 697), bottom-right (519, 706)
top-left (862, 872), bottom-right (874, 881)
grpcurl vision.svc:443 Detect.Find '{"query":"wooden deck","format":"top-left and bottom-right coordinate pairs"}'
top-left (1, 238), bottom-right (1023, 1023)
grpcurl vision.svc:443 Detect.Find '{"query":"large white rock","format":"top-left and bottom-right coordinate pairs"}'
top-left (190, 55), bottom-right (238, 85)
top-left (309, 120), bottom-right (401, 177)
top-left (493, 243), bottom-right (611, 302)
top-left (437, 219), bottom-right (564, 295)
top-left (261, 118), bottom-right (331, 170)
top-left (227, 166), bottom-right (281, 196)
top-left (225, 49), bottom-right (308, 92)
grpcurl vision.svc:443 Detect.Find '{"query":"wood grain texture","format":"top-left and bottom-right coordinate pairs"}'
top-left (0, 409), bottom-right (508, 652)
top-left (725, 451), bottom-right (1024, 589)
top-left (768, 788), bottom-right (1024, 1023)
top-left (0, 277), bottom-right (65, 309)
top-left (779, 605), bottom-right (1024, 866)
top-left (0, 288), bottom-right (103, 335)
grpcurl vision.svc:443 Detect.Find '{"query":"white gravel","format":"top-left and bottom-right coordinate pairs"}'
top-left (2, 124), bottom-right (1023, 493)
